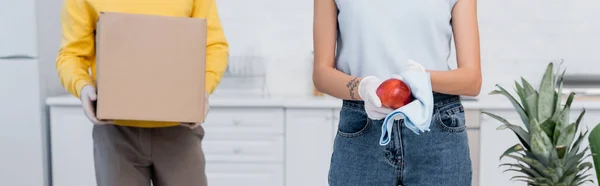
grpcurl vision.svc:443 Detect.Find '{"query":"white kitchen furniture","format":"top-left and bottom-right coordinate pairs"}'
top-left (0, 59), bottom-right (46, 186)
top-left (0, 0), bottom-right (38, 57)
top-left (0, 0), bottom-right (47, 185)
top-left (47, 95), bottom-right (483, 186)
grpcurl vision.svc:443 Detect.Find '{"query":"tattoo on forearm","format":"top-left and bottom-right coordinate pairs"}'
top-left (346, 77), bottom-right (360, 100)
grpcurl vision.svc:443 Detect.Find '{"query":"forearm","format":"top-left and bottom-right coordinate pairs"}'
top-left (313, 66), bottom-right (362, 101)
top-left (428, 68), bottom-right (482, 96)
top-left (56, 55), bottom-right (94, 98)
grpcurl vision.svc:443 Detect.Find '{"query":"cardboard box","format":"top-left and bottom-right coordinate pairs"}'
top-left (95, 12), bottom-right (206, 123)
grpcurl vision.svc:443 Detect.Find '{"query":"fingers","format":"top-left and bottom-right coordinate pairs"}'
top-left (364, 101), bottom-right (395, 120)
top-left (81, 93), bottom-right (112, 125)
top-left (366, 91), bottom-right (382, 107)
top-left (405, 60), bottom-right (425, 72)
top-left (390, 75), bottom-right (403, 80)
top-left (88, 90), bottom-right (97, 101)
top-left (181, 122), bottom-right (201, 129)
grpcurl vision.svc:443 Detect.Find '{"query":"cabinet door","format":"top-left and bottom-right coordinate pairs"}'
top-left (50, 107), bottom-right (96, 186)
top-left (0, 60), bottom-right (44, 186)
top-left (480, 110), bottom-right (524, 186)
top-left (465, 109), bottom-right (481, 186)
top-left (0, 0), bottom-right (37, 56)
top-left (285, 109), bottom-right (335, 186)
top-left (206, 163), bottom-right (283, 186)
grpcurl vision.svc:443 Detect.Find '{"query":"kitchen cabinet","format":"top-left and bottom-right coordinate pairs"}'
top-left (205, 163), bottom-right (283, 186)
top-left (465, 109), bottom-right (481, 186)
top-left (285, 108), bottom-right (337, 186)
top-left (0, 59), bottom-right (45, 186)
top-left (46, 96), bottom-right (483, 186)
top-left (49, 106), bottom-right (96, 186)
top-left (0, 0), bottom-right (37, 57)
top-left (203, 107), bottom-right (285, 186)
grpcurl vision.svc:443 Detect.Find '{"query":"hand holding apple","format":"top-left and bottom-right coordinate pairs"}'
top-left (376, 77), bottom-right (413, 109)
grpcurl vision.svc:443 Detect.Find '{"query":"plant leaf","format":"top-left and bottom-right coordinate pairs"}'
top-left (573, 173), bottom-right (594, 185)
top-left (522, 78), bottom-right (539, 118)
top-left (569, 130), bottom-right (589, 159)
top-left (588, 123), bottom-right (600, 183)
top-left (500, 144), bottom-right (525, 160)
top-left (575, 109), bottom-right (586, 133)
top-left (483, 112), bottom-right (531, 150)
top-left (556, 145), bottom-right (567, 159)
top-left (540, 119), bottom-right (556, 139)
top-left (537, 63), bottom-right (555, 122)
top-left (490, 85), bottom-right (529, 129)
top-left (500, 163), bottom-right (543, 178)
top-left (565, 147), bottom-right (590, 174)
top-left (530, 119), bottom-right (553, 165)
top-left (554, 127), bottom-right (561, 146)
top-left (557, 123), bottom-right (577, 153)
top-left (513, 155), bottom-right (557, 180)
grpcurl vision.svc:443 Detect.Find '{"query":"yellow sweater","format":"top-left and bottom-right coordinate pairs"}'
top-left (56, 0), bottom-right (228, 128)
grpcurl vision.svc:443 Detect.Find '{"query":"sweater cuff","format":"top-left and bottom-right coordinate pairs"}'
top-left (75, 78), bottom-right (94, 98)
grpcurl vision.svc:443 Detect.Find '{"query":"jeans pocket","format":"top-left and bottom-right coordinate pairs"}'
top-left (337, 107), bottom-right (371, 138)
top-left (434, 104), bottom-right (466, 133)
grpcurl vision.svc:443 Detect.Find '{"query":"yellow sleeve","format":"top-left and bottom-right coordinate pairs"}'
top-left (193, 0), bottom-right (229, 95)
top-left (56, 0), bottom-right (96, 98)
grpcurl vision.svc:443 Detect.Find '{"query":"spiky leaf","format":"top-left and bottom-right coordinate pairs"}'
top-left (500, 144), bottom-right (525, 160)
top-left (575, 109), bottom-right (586, 132)
top-left (557, 123), bottom-right (577, 153)
top-left (530, 119), bottom-right (554, 164)
top-left (537, 63), bottom-right (555, 122)
top-left (540, 119), bottom-right (556, 139)
top-left (490, 85), bottom-right (529, 129)
top-left (501, 163), bottom-right (543, 178)
top-left (522, 78), bottom-right (539, 118)
top-left (556, 145), bottom-right (567, 159)
top-left (483, 111), bottom-right (531, 150)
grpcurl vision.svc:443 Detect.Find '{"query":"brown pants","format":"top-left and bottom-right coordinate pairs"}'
top-left (92, 125), bottom-right (207, 186)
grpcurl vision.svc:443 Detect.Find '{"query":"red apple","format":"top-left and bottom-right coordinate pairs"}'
top-left (376, 78), bottom-right (412, 109)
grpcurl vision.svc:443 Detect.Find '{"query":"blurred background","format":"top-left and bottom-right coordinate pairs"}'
top-left (2, 0), bottom-right (600, 186)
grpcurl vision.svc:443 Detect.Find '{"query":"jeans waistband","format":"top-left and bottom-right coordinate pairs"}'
top-left (342, 92), bottom-right (460, 110)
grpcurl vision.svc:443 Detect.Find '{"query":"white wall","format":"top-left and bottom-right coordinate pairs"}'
top-left (36, 0), bottom-right (600, 98)
top-left (216, 0), bottom-right (600, 98)
top-left (37, 0), bottom-right (65, 97)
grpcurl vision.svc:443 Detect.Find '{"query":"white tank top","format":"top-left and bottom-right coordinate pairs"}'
top-left (334, 0), bottom-right (457, 78)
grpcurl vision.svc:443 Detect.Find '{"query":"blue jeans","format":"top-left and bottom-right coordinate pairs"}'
top-left (328, 93), bottom-right (472, 186)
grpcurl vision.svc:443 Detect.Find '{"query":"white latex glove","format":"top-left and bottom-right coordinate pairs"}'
top-left (181, 92), bottom-right (210, 129)
top-left (404, 59), bottom-right (426, 72)
top-left (79, 85), bottom-right (112, 125)
top-left (358, 76), bottom-right (395, 120)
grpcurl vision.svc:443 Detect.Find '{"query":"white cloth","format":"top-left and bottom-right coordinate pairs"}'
top-left (379, 60), bottom-right (434, 146)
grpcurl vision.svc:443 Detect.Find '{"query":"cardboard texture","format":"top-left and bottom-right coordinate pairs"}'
top-left (95, 12), bottom-right (206, 123)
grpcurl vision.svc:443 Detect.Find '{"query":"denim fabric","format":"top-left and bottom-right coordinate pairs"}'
top-left (328, 93), bottom-right (472, 186)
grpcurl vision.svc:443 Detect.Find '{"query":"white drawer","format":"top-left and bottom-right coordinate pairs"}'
top-left (206, 163), bottom-right (283, 186)
top-left (203, 135), bottom-right (283, 163)
top-left (203, 108), bottom-right (284, 135)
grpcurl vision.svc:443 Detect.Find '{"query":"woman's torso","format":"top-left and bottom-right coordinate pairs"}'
top-left (334, 0), bottom-right (457, 78)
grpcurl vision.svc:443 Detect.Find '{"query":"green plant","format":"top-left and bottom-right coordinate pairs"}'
top-left (589, 124), bottom-right (600, 183)
top-left (483, 62), bottom-right (594, 186)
